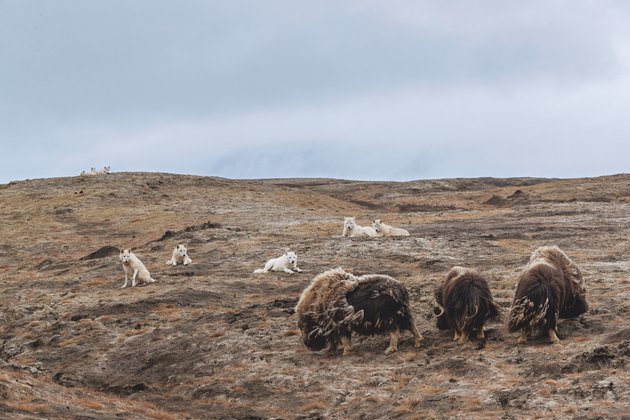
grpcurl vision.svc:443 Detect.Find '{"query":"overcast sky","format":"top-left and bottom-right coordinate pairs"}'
top-left (1, 1), bottom-right (629, 183)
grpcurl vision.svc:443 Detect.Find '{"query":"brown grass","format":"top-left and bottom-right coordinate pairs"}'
top-left (85, 277), bottom-right (110, 287)
top-left (300, 400), bottom-right (327, 411)
top-left (5, 402), bottom-right (51, 413)
top-left (81, 400), bottom-right (105, 410)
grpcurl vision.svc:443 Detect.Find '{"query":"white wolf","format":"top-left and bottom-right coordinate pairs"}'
top-left (372, 219), bottom-right (410, 237)
top-left (254, 251), bottom-right (302, 274)
top-left (90, 167), bottom-right (98, 175)
top-left (342, 217), bottom-right (377, 237)
top-left (119, 249), bottom-right (156, 288)
top-left (166, 244), bottom-right (192, 266)
top-left (100, 166), bottom-right (110, 174)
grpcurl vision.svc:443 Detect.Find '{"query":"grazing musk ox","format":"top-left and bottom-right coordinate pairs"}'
top-left (508, 245), bottom-right (589, 344)
top-left (434, 266), bottom-right (502, 345)
top-left (295, 268), bottom-right (423, 355)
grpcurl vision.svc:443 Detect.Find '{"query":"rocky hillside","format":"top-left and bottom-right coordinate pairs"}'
top-left (0, 172), bottom-right (628, 418)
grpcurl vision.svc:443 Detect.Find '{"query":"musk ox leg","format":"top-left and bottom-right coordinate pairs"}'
top-left (341, 336), bottom-right (353, 356)
top-left (457, 331), bottom-right (469, 346)
top-left (548, 329), bottom-right (560, 344)
top-left (476, 325), bottom-right (485, 340)
top-left (384, 328), bottom-right (400, 354)
top-left (518, 330), bottom-right (528, 344)
top-left (411, 323), bottom-right (423, 348)
top-left (453, 330), bottom-right (461, 341)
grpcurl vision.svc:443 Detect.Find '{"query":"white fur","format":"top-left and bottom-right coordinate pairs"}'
top-left (101, 166), bottom-right (110, 174)
top-left (90, 167), bottom-right (98, 175)
top-left (342, 217), bottom-right (377, 237)
top-left (166, 244), bottom-right (192, 266)
top-left (254, 251), bottom-right (302, 274)
top-left (372, 219), bottom-right (410, 237)
top-left (119, 249), bottom-right (156, 288)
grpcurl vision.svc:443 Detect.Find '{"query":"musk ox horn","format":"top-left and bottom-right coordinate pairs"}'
top-left (435, 303), bottom-right (445, 317)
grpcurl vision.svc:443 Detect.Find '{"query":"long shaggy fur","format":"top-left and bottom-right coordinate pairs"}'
top-left (295, 268), bottom-right (422, 354)
top-left (434, 266), bottom-right (501, 344)
top-left (508, 246), bottom-right (589, 343)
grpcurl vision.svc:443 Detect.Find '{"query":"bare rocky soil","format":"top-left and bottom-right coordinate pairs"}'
top-left (0, 172), bottom-right (629, 419)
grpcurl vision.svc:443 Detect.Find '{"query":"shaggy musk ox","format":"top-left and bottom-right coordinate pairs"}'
top-left (434, 266), bottom-right (501, 345)
top-left (295, 268), bottom-right (423, 355)
top-left (508, 246), bottom-right (589, 344)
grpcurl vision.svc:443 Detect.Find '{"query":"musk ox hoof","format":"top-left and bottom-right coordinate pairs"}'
top-left (384, 346), bottom-right (397, 354)
top-left (414, 339), bottom-right (422, 348)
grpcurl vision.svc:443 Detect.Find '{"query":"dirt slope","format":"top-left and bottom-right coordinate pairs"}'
top-left (0, 172), bottom-right (628, 418)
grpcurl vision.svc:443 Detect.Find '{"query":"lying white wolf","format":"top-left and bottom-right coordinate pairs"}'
top-left (166, 244), bottom-right (192, 266)
top-left (119, 249), bottom-right (156, 288)
top-left (372, 219), bottom-right (410, 237)
top-left (342, 217), bottom-right (377, 237)
top-left (254, 251), bottom-right (302, 274)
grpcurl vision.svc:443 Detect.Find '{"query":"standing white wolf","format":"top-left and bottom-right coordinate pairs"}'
top-left (254, 251), bottom-right (302, 274)
top-left (119, 249), bottom-right (156, 288)
top-left (166, 244), bottom-right (192, 266)
top-left (372, 219), bottom-right (410, 237)
top-left (342, 217), bottom-right (377, 237)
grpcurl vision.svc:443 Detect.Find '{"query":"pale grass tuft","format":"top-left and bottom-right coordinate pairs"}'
top-left (208, 328), bottom-right (228, 338)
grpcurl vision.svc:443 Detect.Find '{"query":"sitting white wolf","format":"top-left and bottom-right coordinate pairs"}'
top-left (119, 249), bottom-right (156, 288)
top-left (342, 217), bottom-right (377, 237)
top-left (166, 244), bottom-right (192, 266)
top-left (254, 251), bottom-right (302, 274)
top-left (372, 219), bottom-right (410, 237)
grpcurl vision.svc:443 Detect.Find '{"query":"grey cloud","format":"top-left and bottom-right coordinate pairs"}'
top-left (1, 1), bottom-right (629, 183)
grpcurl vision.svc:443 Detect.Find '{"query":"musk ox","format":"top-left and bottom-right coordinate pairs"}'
top-left (508, 245), bottom-right (589, 344)
top-left (295, 268), bottom-right (423, 355)
top-left (434, 266), bottom-right (502, 345)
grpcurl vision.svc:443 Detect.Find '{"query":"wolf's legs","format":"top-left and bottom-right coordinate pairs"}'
top-left (132, 268), bottom-right (139, 287)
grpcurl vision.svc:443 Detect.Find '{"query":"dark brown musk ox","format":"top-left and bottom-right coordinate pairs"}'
top-left (434, 266), bottom-right (502, 345)
top-left (295, 268), bottom-right (423, 355)
top-left (508, 246), bottom-right (589, 344)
